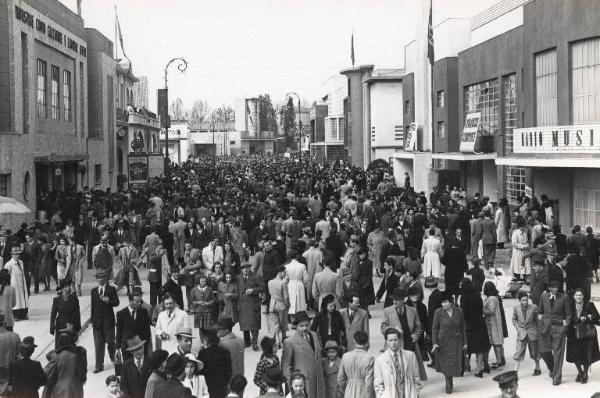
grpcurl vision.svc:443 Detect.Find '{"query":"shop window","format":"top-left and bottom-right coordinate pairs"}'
top-left (94, 164), bottom-right (102, 187)
top-left (574, 170), bottom-right (600, 229)
top-left (437, 90), bottom-right (445, 108)
top-left (63, 70), bottom-right (72, 122)
top-left (36, 59), bottom-right (47, 118)
top-left (572, 37), bottom-right (600, 124)
top-left (0, 174), bottom-right (9, 196)
top-left (505, 166), bottom-right (525, 205)
top-left (464, 79), bottom-right (499, 137)
top-left (535, 49), bottom-right (558, 126)
top-left (50, 65), bottom-right (60, 120)
top-left (503, 74), bottom-right (517, 154)
top-left (436, 121), bottom-right (446, 138)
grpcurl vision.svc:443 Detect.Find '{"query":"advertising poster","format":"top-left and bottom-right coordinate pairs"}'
top-left (128, 154), bottom-right (148, 186)
top-left (460, 112), bottom-right (481, 153)
top-left (404, 122), bottom-right (418, 152)
top-left (148, 154), bottom-right (165, 180)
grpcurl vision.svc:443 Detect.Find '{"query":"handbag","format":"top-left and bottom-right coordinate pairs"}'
top-left (576, 322), bottom-right (597, 339)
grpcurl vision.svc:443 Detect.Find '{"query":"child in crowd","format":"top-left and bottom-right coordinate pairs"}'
top-left (105, 375), bottom-right (122, 398)
top-left (286, 371), bottom-right (307, 398)
top-left (320, 340), bottom-right (341, 398)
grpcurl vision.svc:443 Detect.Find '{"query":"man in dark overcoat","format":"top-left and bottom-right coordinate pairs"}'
top-left (237, 262), bottom-right (263, 350)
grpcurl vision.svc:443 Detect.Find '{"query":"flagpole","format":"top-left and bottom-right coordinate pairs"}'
top-left (114, 5), bottom-right (118, 60)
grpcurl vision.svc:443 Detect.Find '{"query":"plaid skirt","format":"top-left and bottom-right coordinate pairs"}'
top-left (194, 309), bottom-right (214, 329)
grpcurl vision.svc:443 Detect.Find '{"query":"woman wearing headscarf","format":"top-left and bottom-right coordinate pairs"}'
top-left (483, 281), bottom-right (508, 369)
top-left (49, 280), bottom-right (81, 348)
top-left (566, 288), bottom-right (600, 384)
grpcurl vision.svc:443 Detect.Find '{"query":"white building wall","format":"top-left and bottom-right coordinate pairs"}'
top-left (470, 6), bottom-right (524, 46)
top-left (369, 81), bottom-right (403, 150)
top-left (433, 18), bottom-right (471, 61)
top-left (320, 75), bottom-right (347, 118)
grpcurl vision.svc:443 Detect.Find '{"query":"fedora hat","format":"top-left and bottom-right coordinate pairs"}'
top-left (22, 336), bottom-right (37, 348)
top-left (125, 335), bottom-right (146, 352)
top-left (95, 268), bottom-right (109, 279)
top-left (293, 311), bottom-right (311, 325)
top-left (240, 262), bottom-right (252, 269)
top-left (175, 327), bottom-right (195, 339)
top-left (263, 367), bottom-right (287, 386)
top-left (323, 340), bottom-right (339, 351)
top-left (424, 276), bottom-right (438, 288)
top-left (164, 353), bottom-right (186, 376)
top-left (10, 246), bottom-right (22, 255)
top-left (184, 353), bottom-right (204, 371)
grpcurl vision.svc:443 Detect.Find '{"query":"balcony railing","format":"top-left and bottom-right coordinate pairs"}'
top-left (116, 107), bottom-right (160, 129)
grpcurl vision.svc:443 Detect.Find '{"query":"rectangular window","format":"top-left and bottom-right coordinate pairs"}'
top-left (464, 79), bottom-right (499, 137)
top-left (503, 74), bottom-right (517, 154)
top-left (572, 38), bottom-right (600, 124)
top-left (574, 170), bottom-right (600, 229)
top-left (338, 118), bottom-right (345, 141)
top-left (94, 164), bottom-right (102, 186)
top-left (63, 70), bottom-right (71, 122)
top-left (0, 174), bottom-right (9, 196)
top-left (36, 59), bottom-right (47, 118)
top-left (329, 118), bottom-right (339, 141)
top-left (535, 49), bottom-right (558, 125)
top-left (437, 90), bottom-right (445, 108)
top-left (50, 65), bottom-right (60, 120)
top-left (436, 121), bottom-right (446, 138)
top-left (229, 140), bottom-right (236, 145)
top-left (21, 33), bottom-right (29, 133)
top-left (505, 165), bottom-right (526, 205)
top-left (394, 125), bottom-right (403, 142)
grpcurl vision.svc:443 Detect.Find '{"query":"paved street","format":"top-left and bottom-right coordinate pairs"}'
top-left (16, 249), bottom-right (600, 398)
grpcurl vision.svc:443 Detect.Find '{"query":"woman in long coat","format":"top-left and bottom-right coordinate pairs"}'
top-left (217, 271), bottom-right (239, 323)
top-left (495, 200), bottom-right (509, 248)
top-left (442, 231), bottom-right (468, 297)
top-left (421, 229), bottom-right (443, 279)
top-left (367, 227), bottom-right (384, 275)
top-left (509, 216), bottom-right (530, 281)
top-left (352, 248), bottom-right (375, 311)
top-left (49, 281), bottom-right (81, 348)
top-left (483, 281), bottom-right (507, 368)
top-left (0, 269), bottom-right (16, 330)
top-left (459, 278), bottom-right (490, 377)
top-left (566, 288), bottom-right (600, 383)
top-left (53, 334), bottom-right (87, 398)
top-left (432, 290), bottom-right (467, 394)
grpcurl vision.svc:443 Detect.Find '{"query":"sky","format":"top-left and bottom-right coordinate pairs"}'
top-left (62, 0), bottom-right (499, 112)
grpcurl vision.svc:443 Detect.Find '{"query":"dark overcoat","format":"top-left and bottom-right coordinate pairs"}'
top-left (236, 272), bottom-right (263, 331)
top-left (432, 306), bottom-right (467, 377)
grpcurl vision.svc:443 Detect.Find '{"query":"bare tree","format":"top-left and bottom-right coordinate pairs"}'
top-left (208, 106), bottom-right (235, 131)
top-left (189, 99), bottom-right (209, 127)
top-left (169, 98), bottom-right (187, 121)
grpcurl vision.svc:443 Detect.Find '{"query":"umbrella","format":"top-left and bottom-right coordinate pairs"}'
top-left (0, 196), bottom-right (31, 215)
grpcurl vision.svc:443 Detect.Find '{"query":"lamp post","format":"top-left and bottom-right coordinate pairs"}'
top-left (286, 92), bottom-right (301, 166)
top-left (163, 57), bottom-right (188, 160)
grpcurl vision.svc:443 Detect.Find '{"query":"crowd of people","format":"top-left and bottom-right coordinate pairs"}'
top-left (0, 153), bottom-right (599, 398)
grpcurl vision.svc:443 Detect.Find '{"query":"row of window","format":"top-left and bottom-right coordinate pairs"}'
top-left (36, 59), bottom-right (72, 122)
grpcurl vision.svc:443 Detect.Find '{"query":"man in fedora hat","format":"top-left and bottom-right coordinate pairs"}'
top-left (237, 262), bottom-right (263, 350)
top-left (492, 370), bottom-right (520, 398)
top-left (160, 264), bottom-right (184, 310)
top-left (120, 336), bottom-right (149, 398)
top-left (174, 326), bottom-right (195, 357)
top-left (215, 316), bottom-right (245, 378)
top-left (91, 268), bottom-right (119, 373)
top-left (116, 290), bottom-right (151, 363)
top-left (281, 310), bottom-right (325, 398)
top-left (261, 368), bottom-right (287, 397)
top-left (154, 354), bottom-right (193, 397)
top-left (93, 234), bottom-right (116, 280)
top-left (3, 245), bottom-right (29, 320)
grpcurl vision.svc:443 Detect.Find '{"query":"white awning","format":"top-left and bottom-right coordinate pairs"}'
top-left (495, 156), bottom-right (600, 168)
top-left (392, 151), bottom-right (416, 160)
top-left (431, 152), bottom-right (497, 161)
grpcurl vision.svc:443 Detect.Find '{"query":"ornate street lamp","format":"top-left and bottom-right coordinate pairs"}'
top-left (163, 57), bottom-right (188, 160)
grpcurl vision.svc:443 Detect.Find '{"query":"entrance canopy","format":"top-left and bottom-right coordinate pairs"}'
top-left (431, 152), bottom-right (496, 161)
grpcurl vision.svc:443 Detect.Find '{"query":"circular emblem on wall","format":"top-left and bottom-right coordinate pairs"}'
top-left (131, 131), bottom-right (145, 152)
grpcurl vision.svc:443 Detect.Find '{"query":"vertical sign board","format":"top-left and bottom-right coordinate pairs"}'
top-left (460, 112), bottom-right (481, 153)
top-left (147, 154), bottom-right (165, 181)
top-left (128, 154), bottom-right (148, 188)
top-left (404, 122), bottom-right (418, 152)
top-left (524, 185), bottom-right (533, 198)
